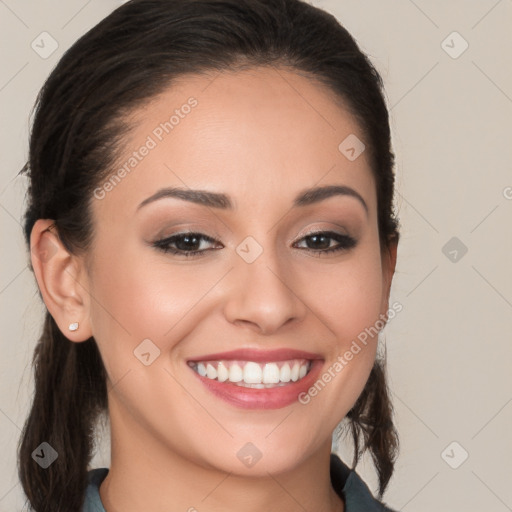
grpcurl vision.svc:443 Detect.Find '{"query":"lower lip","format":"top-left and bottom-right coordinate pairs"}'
top-left (189, 360), bottom-right (324, 410)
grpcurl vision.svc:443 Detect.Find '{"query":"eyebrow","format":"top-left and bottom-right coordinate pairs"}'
top-left (137, 184), bottom-right (368, 213)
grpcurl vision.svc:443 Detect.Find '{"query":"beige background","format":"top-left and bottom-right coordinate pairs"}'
top-left (1, 0), bottom-right (511, 510)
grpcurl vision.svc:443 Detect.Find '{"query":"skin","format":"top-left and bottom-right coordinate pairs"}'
top-left (31, 65), bottom-right (397, 512)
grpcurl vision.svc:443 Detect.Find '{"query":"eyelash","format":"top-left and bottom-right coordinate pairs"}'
top-left (152, 230), bottom-right (357, 258)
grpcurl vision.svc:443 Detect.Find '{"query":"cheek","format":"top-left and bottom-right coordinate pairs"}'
top-left (304, 249), bottom-right (384, 348)
top-left (87, 245), bottom-right (220, 371)
top-left (292, 243), bottom-right (384, 419)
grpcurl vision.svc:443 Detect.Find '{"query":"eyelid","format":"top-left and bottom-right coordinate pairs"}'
top-left (292, 222), bottom-right (352, 241)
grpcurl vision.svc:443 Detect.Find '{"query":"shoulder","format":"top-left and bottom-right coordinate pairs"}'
top-left (330, 454), bottom-right (397, 512)
top-left (83, 468), bottom-right (108, 512)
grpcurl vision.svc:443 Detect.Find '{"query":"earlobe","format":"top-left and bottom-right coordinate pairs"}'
top-left (30, 219), bottom-right (92, 342)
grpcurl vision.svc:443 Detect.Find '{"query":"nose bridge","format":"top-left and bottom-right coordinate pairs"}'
top-left (223, 235), bottom-right (306, 334)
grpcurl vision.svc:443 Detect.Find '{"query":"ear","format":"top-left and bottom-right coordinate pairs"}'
top-left (30, 219), bottom-right (92, 342)
top-left (380, 236), bottom-right (398, 318)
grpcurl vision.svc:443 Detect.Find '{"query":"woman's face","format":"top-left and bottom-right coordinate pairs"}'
top-left (83, 66), bottom-right (396, 475)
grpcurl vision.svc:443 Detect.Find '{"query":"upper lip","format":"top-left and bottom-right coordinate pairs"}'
top-left (187, 348), bottom-right (323, 363)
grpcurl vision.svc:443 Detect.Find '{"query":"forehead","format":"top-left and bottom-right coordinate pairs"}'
top-left (93, 65), bottom-right (376, 221)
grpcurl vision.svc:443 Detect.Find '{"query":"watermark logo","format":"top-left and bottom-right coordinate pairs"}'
top-left (236, 442), bottom-right (262, 468)
top-left (441, 31), bottom-right (469, 59)
top-left (32, 442), bottom-right (58, 469)
top-left (134, 338), bottom-right (161, 366)
top-left (442, 236), bottom-right (468, 263)
top-left (441, 441), bottom-right (469, 469)
top-left (236, 236), bottom-right (263, 263)
top-left (31, 32), bottom-right (58, 59)
top-left (338, 134), bottom-right (365, 161)
top-left (31, 236), bottom-right (58, 263)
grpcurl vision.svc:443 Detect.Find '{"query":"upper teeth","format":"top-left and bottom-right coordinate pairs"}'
top-left (189, 359), bottom-right (311, 387)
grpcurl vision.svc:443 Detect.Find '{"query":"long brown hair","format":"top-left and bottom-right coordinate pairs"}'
top-left (18, 0), bottom-right (400, 509)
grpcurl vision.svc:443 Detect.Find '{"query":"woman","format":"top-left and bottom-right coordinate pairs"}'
top-left (18, 0), bottom-right (400, 510)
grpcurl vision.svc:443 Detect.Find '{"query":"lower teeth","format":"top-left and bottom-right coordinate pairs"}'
top-left (231, 381), bottom-right (291, 389)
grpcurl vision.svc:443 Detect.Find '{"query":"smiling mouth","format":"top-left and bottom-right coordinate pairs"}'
top-left (187, 359), bottom-right (313, 388)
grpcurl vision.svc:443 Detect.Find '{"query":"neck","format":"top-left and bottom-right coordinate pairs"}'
top-left (99, 407), bottom-right (344, 512)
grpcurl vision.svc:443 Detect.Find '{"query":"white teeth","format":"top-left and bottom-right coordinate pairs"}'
top-left (206, 363), bottom-right (217, 380)
top-left (280, 363), bottom-right (291, 383)
top-left (243, 362), bottom-right (262, 384)
top-left (191, 359), bottom-right (312, 386)
top-left (197, 363), bottom-right (207, 377)
top-left (290, 362), bottom-right (300, 382)
top-left (262, 363), bottom-right (280, 384)
top-left (228, 363), bottom-right (243, 383)
top-left (217, 361), bottom-right (229, 382)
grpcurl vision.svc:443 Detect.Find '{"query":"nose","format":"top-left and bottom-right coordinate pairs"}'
top-left (222, 245), bottom-right (307, 335)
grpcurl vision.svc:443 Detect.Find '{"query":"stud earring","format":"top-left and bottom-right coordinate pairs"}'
top-left (68, 322), bottom-right (79, 332)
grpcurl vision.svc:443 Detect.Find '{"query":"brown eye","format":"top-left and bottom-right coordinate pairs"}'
top-left (153, 232), bottom-right (221, 257)
top-left (294, 231), bottom-right (357, 255)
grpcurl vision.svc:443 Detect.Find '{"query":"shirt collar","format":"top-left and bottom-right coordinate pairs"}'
top-left (331, 453), bottom-right (395, 511)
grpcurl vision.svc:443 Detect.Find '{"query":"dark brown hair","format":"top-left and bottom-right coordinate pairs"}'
top-left (18, 0), bottom-right (399, 509)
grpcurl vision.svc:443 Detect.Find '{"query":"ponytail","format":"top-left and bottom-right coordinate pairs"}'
top-left (341, 353), bottom-right (399, 498)
top-left (18, 313), bottom-right (107, 511)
